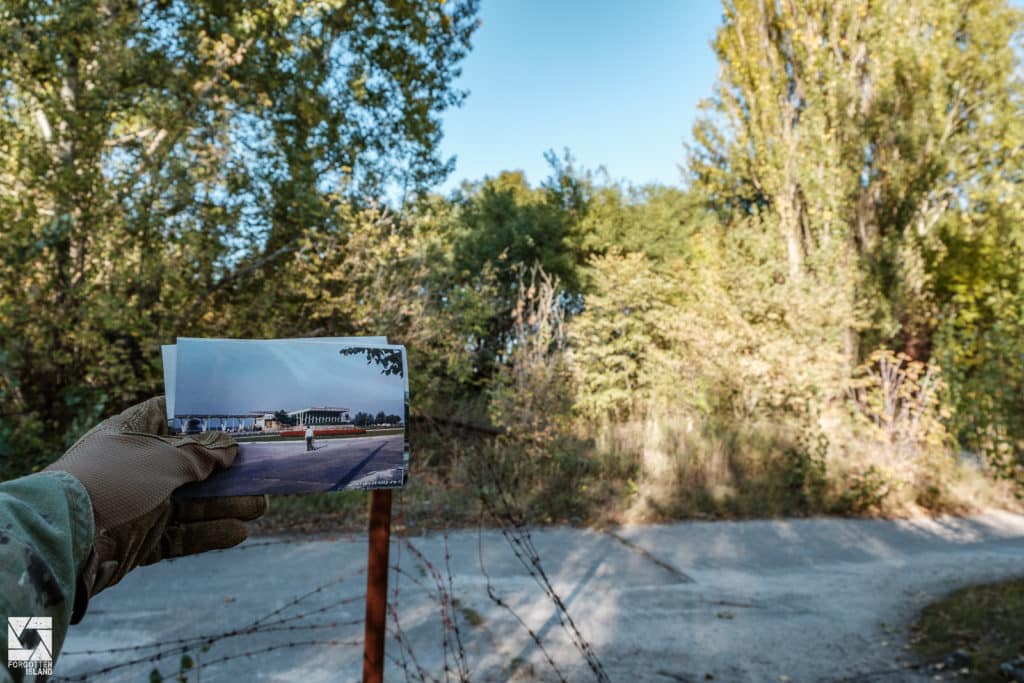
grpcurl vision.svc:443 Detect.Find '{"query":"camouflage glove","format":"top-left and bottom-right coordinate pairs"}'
top-left (46, 397), bottom-right (267, 620)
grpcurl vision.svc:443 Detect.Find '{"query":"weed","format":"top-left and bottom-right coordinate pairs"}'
top-left (910, 577), bottom-right (1024, 681)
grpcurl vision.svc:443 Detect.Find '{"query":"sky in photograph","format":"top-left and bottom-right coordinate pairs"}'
top-left (174, 339), bottom-right (406, 418)
top-left (437, 0), bottom-right (723, 192)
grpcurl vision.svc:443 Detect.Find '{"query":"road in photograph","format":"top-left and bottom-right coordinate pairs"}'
top-left (177, 433), bottom-right (405, 496)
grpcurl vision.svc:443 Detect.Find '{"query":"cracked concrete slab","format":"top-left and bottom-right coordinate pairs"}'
top-left (55, 511), bottom-right (1024, 682)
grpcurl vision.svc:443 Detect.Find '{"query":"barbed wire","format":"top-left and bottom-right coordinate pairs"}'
top-left (443, 529), bottom-right (470, 682)
top-left (476, 510), bottom-right (568, 683)
top-left (249, 569), bottom-right (366, 628)
top-left (56, 464), bottom-right (609, 683)
top-left (55, 569), bottom-right (370, 681)
top-left (387, 535), bottom-right (443, 683)
top-left (388, 602), bottom-right (436, 683)
top-left (400, 535), bottom-right (471, 683)
top-left (146, 638), bottom-right (363, 682)
top-left (477, 451), bottom-right (612, 683)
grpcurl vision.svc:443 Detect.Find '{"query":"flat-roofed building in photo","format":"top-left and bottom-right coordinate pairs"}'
top-left (170, 410), bottom-right (282, 433)
top-left (252, 412), bottom-right (281, 430)
top-left (287, 406), bottom-right (351, 426)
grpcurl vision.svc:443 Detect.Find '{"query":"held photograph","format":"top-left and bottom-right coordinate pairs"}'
top-left (169, 338), bottom-right (409, 497)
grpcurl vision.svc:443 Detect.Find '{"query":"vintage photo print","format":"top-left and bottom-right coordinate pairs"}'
top-left (169, 337), bottom-right (409, 497)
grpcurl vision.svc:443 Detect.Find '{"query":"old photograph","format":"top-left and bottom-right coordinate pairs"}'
top-left (170, 338), bottom-right (408, 496)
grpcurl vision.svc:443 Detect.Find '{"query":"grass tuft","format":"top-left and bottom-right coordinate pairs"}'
top-left (910, 577), bottom-right (1024, 681)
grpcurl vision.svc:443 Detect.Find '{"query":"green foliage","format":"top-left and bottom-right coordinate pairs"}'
top-left (689, 0), bottom-right (1024, 478)
top-left (569, 250), bottom-right (685, 421)
top-left (560, 0), bottom-right (1024, 515)
top-left (442, 167), bottom-right (584, 385)
top-left (452, 170), bottom-right (583, 292)
top-left (848, 349), bottom-right (951, 460)
top-left (576, 181), bottom-right (705, 263)
top-left (339, 347), bottom-right (405, 377)
top-left (932, 223), bottom-right (1024, 480)
top-left (834, 466), bottom-right (892, 515)
top-left (1, 0), bottom-right (1020, 518)
top-left (272, 410), bottom-right (296, 428)
top-left (0, 0), bottom-right (478, 475)
top-left (783, 431), bottom-right (829, 512)
top-left (488, 265), bottom-right (571, 439)
top-left (571, 221), bottom-right (850, 427)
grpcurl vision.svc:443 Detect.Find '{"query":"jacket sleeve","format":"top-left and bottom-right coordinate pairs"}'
top-left (0, 471), bottom-right (95, 683)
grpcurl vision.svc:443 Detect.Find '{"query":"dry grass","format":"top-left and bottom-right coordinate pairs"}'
top-left (910, 577), bottom-right (1024, 681)
top-left (255, 411), bottom-right (1020, 537)
top-left (577, 413), bottom-right (1021, 524)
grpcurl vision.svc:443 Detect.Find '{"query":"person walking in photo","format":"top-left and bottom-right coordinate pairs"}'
top-left (305, 424), bottom-right (314, 451)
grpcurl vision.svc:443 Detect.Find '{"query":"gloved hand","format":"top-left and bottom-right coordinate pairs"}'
top-left (46, 397), bottom-right (267, 620)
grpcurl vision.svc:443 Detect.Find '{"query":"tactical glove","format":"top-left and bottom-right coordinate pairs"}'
top-left (46, 397), bottom-right (267, 621)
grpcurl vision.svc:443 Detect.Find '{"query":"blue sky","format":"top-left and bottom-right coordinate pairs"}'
top-left (437, 0), bottom-right (724, 192)
top-left (174, 339), bottom-right (406, 418)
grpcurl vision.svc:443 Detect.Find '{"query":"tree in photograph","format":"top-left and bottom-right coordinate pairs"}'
top-left (353, 411), bottom-right (373, 428)
top-left (273, 410), bottom-right (296, 428)
top-left (374, 411), bottom-right (387, 425)
top-left (339, 347), bottom-right (404, 377)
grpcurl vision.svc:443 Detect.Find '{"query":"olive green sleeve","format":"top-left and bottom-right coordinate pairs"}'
top-left (0, 471), bottom-right (95, 682)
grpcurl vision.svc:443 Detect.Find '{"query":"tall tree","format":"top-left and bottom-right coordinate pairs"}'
top-left (0, 0), bottom-right (478, 474)
top-left (690, 0), bottom-right (1024, 473)
top-left (441, 169), bottom-right (585, 385)
top-left (690, 0), bottom-right (1024, 362)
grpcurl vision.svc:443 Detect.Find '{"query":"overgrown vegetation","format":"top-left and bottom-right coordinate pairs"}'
top-left (2, 0), bottom-right (1023, 522)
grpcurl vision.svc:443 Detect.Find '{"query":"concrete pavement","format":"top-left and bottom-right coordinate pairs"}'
top-left (178, 434), bottom-right (405, 496)
top-left (55, 511), bottom-right (1024, 682)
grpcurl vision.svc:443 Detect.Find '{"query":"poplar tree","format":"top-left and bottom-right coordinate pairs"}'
top-left (690, 0), bottom-right (1024, 472)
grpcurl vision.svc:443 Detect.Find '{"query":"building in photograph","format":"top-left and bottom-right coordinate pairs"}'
top-left (172, 407), bottom-right (353, 432)
top-left (287, 406), bottom-right (351, 426)
top-left (171, 411), bottom-right (279, 433)
top-left (251, 412), bottom-right (282, 431)
top-left (172, 414), bottom-right (251, 433)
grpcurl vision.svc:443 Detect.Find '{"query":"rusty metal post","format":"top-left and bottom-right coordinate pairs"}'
top-left (363, 488), bottom-right (392, 683)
